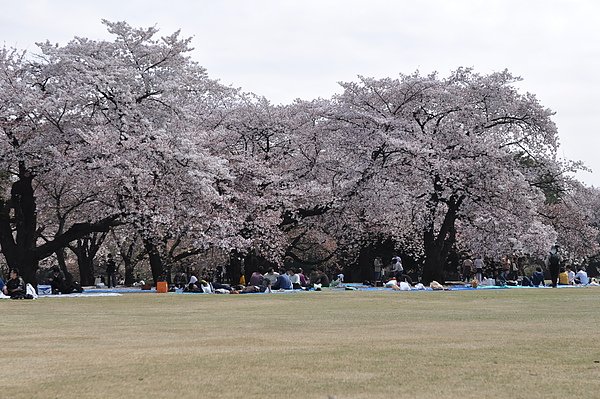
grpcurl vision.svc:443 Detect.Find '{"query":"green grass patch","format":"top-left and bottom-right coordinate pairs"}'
top-left (2, 288), bottom-right (600, 398)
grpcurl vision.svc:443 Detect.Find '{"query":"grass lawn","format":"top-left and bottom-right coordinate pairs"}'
top-left (2, 288), bottom-right (600, 398)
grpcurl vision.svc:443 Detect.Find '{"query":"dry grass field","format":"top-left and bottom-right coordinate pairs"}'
top-left (2, 288), bottom-right (600, 398)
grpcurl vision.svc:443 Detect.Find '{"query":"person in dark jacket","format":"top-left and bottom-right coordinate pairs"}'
top-left (531, 266), bottom-right (545, 287)
top-left (272, 272), bottom-right (292, 290)
top-left (545, 245), bottom-right (561, 287)
top-left (105, 254), bottom-right (117, 288)
top-left (3, 268), bottom-right (26, 299)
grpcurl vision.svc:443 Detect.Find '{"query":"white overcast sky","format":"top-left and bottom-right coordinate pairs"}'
top-left (1, 0), bottom-right (599, 186)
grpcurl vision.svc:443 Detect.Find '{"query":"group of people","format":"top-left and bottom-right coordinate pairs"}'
top-left (181, 266), bottom-right (336, 294)
top-left (459, 246), bottom-right (594, 288)
top-left (373, 255), bottom-right (412, 284)
top-left (460, 255), bottom-right (506, 284)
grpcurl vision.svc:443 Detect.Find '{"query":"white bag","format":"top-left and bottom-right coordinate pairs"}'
top-left (26, 283), bottom-right (38, 299)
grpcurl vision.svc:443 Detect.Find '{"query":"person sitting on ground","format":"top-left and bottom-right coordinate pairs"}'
top-left (187, 272), bottom-right (199, 289)
top-left (531, 266), bottom-right (545, 287)
top-left (173, 272), bottom-right (187, 289)
top-left (308, 269), bottom-right (319, 287)
top-left (384, 277), bottom-right (398, 288)
top-left (263, 267), bottom-right (279, 286)
top-left (397, 273), bottom-right (413, 285)
top-left (239, 285), bottom-right (261, 294)
top-left (320, 270), bottom-right (330, 287)
top-left (575, 266), bottom-right (589, 285)
top-left (211, 281), bottom-right (232, 292)
top-left (94, 275), bottom-right (105, 288)
top-left (50, 268), bottom-right (66, 294)
top-left (186, 272), bottom-right (207, 292)
top-left (566, 266), bottom-right (575, 285)
top-left (287, 269), bottom-right (302, 289)
top-left (248, 270), bottom-right (264, 287)
top-left (262, 278), bottom-right (272, 293)
top-left (558, 267), bottom-right (569, 285)
top-left (3, 268), bottom-right (27, 299)
top-left (297, 268), bottom-right (308, 287)
top-left (331, 273), bottom-right (344, 287)
top-left (272, 271), bottom-right (293, 290)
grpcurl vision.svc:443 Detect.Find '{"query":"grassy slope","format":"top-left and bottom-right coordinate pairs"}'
top-left (1, 288), bottom-right (599, 398)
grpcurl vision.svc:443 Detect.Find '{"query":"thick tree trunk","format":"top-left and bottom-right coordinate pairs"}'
top-left (420, 194), bottom-right (463, 285)
top-left (356, 245), bottom-right (375, 283)
top-left (0, 164), bottom-right (121, 287)
top-left (70, 232), bottom-right (107, 286)
top-left (143, 238), bottom-right (165, 285)
top-left (2, 166), bottom-right (39, 286)
top-left (0, 199), bottom-right (18, 268)
top-left (55, 249), bottom-right (75, 286)
top-left (121, 241), bottom-right (137, 286)
top-left (124, 262), bottom-right (136, 286)
top-left (115, 231), bottom-right (143, 286)
top-left (76, 251), bottom-right (95, 286)
top-left (422, 244), bottom-right (445, 285)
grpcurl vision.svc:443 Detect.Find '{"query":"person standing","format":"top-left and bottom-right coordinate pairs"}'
top-left (105, 254), bottom-right (117, 288)
top-left (263, 267), bottom-right (280, 286)
top-left (462, 258), bottom-right (474, 282)
top-left (545, 245), bottom-right (561, 288)
top-left (473, 255), bottom-right (485, 283)
top-left (391, 255), bottom-right (403, 280)
top-left (373, 257), bottom-right (383, 283)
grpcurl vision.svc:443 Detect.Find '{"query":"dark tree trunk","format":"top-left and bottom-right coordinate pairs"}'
top-left (113, 230), bottom-right (145, 287)
top-left (121, 241), bottom-right (139, 286)
top-left (422, 244), bottom-right (444, 285)
top-left (55, 249), bottom-right (74, 286)
top-left (0, 163), bottom-right (121, 287)
top-left (70, 232), bottom-right (107, 286)
top-left (0, 165), bottom-right (39, 286)
top-left (0, 199), bottom-right (18, 268)
top-left (143, 238), bottom-right (165, 285)
top-left (71, 239), bottom-right (94, 286)
top-left (79, 258), bottom-right (95, 286)
top-left (124, 262), bottom-right (136, 286)
top-left (421, 194), bottom-right (463, 285)
top-left (356, 245), bottom-right (375, 283)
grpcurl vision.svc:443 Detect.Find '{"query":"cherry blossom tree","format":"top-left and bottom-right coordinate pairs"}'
top-left (0, 22), bottom-right (244, 284)
top-left (2, 20), bottom-right (597, 288)
top-left (321, 69), bottom-right (564, 283)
